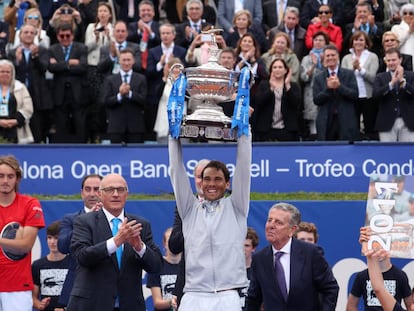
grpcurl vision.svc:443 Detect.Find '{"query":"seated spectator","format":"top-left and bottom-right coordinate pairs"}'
top-left (300, 31), bottom-right (330, 140)
top-left (14, 8), bottom-right (50, 49)
top-left (251, 58), bottom-right (301, 141)
top-left (341, 31), bottom-right (379, 140)
top-left (47, 4), bottom-right (84, 45)
top-left (377, 31), bottom-right (413, 72)
top-left (262, 32), bottom-right (300, 82)
top-left (268, 6), bottom-right (307, 61)
top-left (391, 3), bottom-right (414, 62)
top-left (4, 0), bottom-right (38, 44)
top-left (224, 9), bottom-right (268, 54)
top-left (305, 4), bottom-right (343, 53)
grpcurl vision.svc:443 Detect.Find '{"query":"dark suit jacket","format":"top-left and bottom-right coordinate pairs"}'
top-left (268, 23), bottom-right (307, 60)
top-left (67, 209), bottom-right (162, 311)
top-left (262, 0), bottom-right (302, 32)
top-left (299, 0), bottom-right (342, 29)
top-left (174, 20), bottom-right (210, 49)
top-left (127, 20), bottom-right (161, 48)
top-left (57, 209), bottom-right (85, 306)
top-left (313, 67), bottom-right (360, 141)
top-left (97, 42), bottom-right (142, 76)
top-left (342, 0), bottom-right (385, 26)
top-left (9, 46), bottom-right (52, 111)
top-left (377, 53), bottom-right (413, 73)
top-left (373, 70), bottom-right (414, 131)
top-left (246, 239), bottom-right (339, 311)
top-left (48, 42), bottom-right (89, 107)
top-left (102, 71), bottom-right (148, 134)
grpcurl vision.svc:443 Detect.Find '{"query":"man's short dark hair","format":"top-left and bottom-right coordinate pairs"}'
top-left (201, 160), bottom-right (230, 182)
top-left (56, 22), bottom-right (73, 34)
top-left (47, 221), bottom-right (61, 236)
top-left (384, 47), bottom-right (401, 58)
top-left (81, 174), bottom-right (103, 189)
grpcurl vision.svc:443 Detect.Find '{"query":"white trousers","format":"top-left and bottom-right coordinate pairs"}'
top-left (0, 291), bottom-right (32, 311)
top-left (179, 290), bottom-right (241, 311)
top-left (379, 117), bottom-right (414, 142)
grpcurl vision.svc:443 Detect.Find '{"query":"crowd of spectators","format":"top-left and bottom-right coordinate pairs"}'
top-left (1, 0), bottom-right (414, 143)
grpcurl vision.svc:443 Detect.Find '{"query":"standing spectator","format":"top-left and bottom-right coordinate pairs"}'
top-left (116, 0), bottom-right (159, 23)
top-left (262, 0), bottom-right (302, 35)
top-left (66, 173), bottom-right (162, 311)
top-left (84, 2), bottom-right (114, 143)
top-left (13, 9), bottom-right (50, 49)
top-left (268, 6), bottom-right (307, 61)
top-left (147, 227), bottom-right (182, 311)
top-left (101, 48), bottom-right (148, 143)
top-left (217, 0), bottom-right (263, 37)
top-left (175, 0), bottom-right (210, 49)
top-left (48, 23), bottom-right (89, 143)
top-left (378, 31), bottom-right (413, 72)
top-left (146, 23), bottom-right (186, 141)
top-left (252, 58), bottom-right (301, 141)
top-left (31, 221), bottom-right (70, 311)
top-left (342, 2), bottom-right (384, 58)
top-left (224, 10), bottom-right (268, 55)
top-left (246, 202), bottom-right (339, 310)
top-left (0, 21), bottom-right (9, 59)
top-left (391, 3), bottom-right (414, 61)
top-left (300, 31), bottom-right (330, 140)
top-left (77, 0), bottom-right (116, 27)
top-left (293, 221), bottom-right (319, 243)
top-left (341, 31), bottom-right (379, 140)
top-left (305, 4), bottom-right (343, 53)
top-left (57, 174), bottom-right (102, 309)
top-left (9, 23), bottom-right (52, 143)
top-left (299, 0), bottom-right (342, 29)
top-left (262, 32), bottom-right (300, 82)
top-left (168, 114), bottom-right (252, 310)
top-left (37, 0), bottom-right (77, 30)
top-left (46, 4), bottom-right (84, 45)
top-left (0, 59), bottom-right (34, 143)
top-left (373, 47), bottom-right (414, 142)
top-left (342, 0), bottom-right (385, 26)
top-left (4, 0), bottom-right (38, 44)
top-left (313, 45), bottom-right (360, 141)
top-left (0, 154), bottom-right (45, 310)
top-left (186, 30), bottom-right (227, 66)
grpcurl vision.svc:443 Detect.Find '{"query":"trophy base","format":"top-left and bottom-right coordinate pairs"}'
top-left (180, 120), bottom-right (236, 141)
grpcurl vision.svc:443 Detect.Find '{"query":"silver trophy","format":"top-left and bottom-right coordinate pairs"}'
top-left (170, 29), bottom-right (240, 141)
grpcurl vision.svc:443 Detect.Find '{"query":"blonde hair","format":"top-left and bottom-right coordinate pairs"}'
top-left (24, 8), bottom-right (43, 29)
top-left (232, 9), bottom-right (252, 28)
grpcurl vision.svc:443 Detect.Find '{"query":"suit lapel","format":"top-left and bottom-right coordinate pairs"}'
top-left (264, 245), bottom-right (287, 302)
top-left (289, 239), bottom-right (305, 294)
top-left (96, 210), bottom-right (120, 270)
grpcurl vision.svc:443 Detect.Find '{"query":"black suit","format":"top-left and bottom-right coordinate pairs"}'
top-left (246, 239), bottom-right (339, 311)
top-left (373, 70), bottom-right (414, 132)
top-left (67, 209), bottom-right (162, 311)
top-left (9, 46), bottom-right (52, 143)
top-left (378, 53), bottom-right (413, 73)
top-left (127, 20), bottom-right (161, 49)
top-left (97, 42), bottom-right (142, 76)
top-left (48, 42), bottom-right (89, 143)
top-left (101, 71), bottom-right (148, 143)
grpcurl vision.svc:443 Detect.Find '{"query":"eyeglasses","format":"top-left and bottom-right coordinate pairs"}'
top-left (384, 38), bottom-right (396, 43)
top-left (100, 187), bottom-right (128, 195)
top-left (27, 15), bottom-right (39, 20)
top-left (403, 11), bottom-right (414, 15)
top-left (318, 10), bottom-right (331, 15)
top-left (59, 34), bottom-right (71, 39)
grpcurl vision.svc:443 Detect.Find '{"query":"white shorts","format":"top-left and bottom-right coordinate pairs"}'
top-left (0, 291), bottom-right (32, 311)
top-left (179, 290), bottom-right (241, 311)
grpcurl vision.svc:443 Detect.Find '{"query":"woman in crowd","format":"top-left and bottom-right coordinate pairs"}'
top-left (300, 31), bottom-right (330, 140)
top-left (341, 31), bottom-right (379, 140)
top-left (251, 58), bottom-right (301, 142)
top-left (4, 0), bottom-right (38, 44)
top-left (378, 31), bottom-right (413, 72)
top-left (305, 4), bottom-right (343, 53)
top-left (0, 59), bottom-right (34, 144)
top-left (14, 8), bottom-right (50, 48)
top-left (262, 32), bottom-right (300, 82)
top-left (391, 3), bottom-right (414, 61)
top-left (84, 2), bottom-right (114, 143)
top-left (224, 9), bottom-right (268, 54)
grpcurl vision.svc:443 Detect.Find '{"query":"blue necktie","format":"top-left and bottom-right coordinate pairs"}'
top-left (275, 252), bottom-right (288, 302)
top-left (111, 218), bottom-right (122, 268)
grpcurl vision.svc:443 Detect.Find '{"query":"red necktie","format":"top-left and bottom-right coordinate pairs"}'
top-left (141, 28), bottom-right (149, 70)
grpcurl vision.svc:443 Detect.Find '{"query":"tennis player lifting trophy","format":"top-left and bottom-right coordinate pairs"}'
top-left (167, 29), bottom-right (251, 141)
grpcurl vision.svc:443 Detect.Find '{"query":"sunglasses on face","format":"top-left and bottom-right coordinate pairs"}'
top-left (27, 15), bottom-right (39, 20)
top-left (318, 10), bottom-right (331, 15)
top-left (403, 11), bottom-right (414, 15)
top-left (59, 34), bottom-right (71, 39)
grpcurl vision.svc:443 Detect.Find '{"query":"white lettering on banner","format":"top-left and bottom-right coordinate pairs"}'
top-left (184, 160), bottom-right (269, 178)
top-left (71, 161), bottom-right (122, 178)
top-left (130, 160), bottom-right (169, 178)
top-left (296, 159), bottom-right (355, 177)
top-left (22, 162), bottom-right (64, 179)
top-left (362, 159), bottom-right (414, 176)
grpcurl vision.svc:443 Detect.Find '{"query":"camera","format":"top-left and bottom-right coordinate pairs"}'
top-left (60, 8), bottom-right (73, 14)
top-left (96, 26), bottom-right (105, 32)
top-left (201, 34), bottom-right (212, 42)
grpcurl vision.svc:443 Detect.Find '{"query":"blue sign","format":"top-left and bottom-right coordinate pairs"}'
top-left (2, 143), bottom-right (414, 195)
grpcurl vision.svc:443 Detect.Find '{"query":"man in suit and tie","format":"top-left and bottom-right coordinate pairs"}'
top-left (57, 174), bottom-right (103, 309)
top-left (262, 0), bottom-right (302, 35)
top-left (66, 173), bottom-right (162, 311)
top-left (98, 21), bottom-right (142, 77)
top-left (373, 47), bottom-right (414, 142)
top-left (146, 23), bottom-right (186, 141)
top-left (48, 22), bottom-right (89, 143)
top-left (313, 44), bottom-right (360, 141)
top-left (246, 202), bottom-right (339, 311)
top-left (101, 48), bottom-right (147, 143)
top-left (9, 23), bottom-right (52, 143)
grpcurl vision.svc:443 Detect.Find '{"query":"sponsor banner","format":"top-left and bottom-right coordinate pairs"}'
top-left (3, 143), bottom-right (414, 195)
top-left (34, 200), bottom-right (414, 311)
